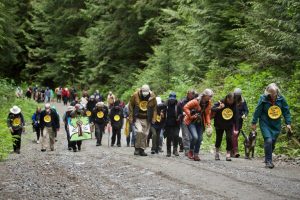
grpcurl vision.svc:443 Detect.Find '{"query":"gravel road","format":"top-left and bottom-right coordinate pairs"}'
top-left (0, 103), bottom-right (299, 200)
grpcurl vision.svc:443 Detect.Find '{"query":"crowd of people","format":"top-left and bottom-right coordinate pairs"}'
top-left (7, 83), bottom-right (292, 169)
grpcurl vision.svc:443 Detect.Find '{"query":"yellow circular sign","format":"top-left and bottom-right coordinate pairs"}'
top-left (12, 118), bottom-right (21, 126)
top-left (44, 115), bottom-right (51, 123)
top-left (86, 110), bottom-right (91, 117)
top-left (156, 115), bottom-right (161, 122)
top-left (268, 105), bottom-right (282, 119)
top-left (222, 108), bottom-right (233, 120)
top-left (114, 115), bottom-right (121, 121)
top-left (97, 111), bottom-right (104, 119)
top-left (139, 101), bottom-right (148, 111)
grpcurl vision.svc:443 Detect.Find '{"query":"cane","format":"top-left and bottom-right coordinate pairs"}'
top-left (108, 123), bottom-right (111, 147)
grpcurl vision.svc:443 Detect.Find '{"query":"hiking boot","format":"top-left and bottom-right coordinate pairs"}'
top-left (173, 149), bottom-right (179, 156)
top-left (188, 150), bottom-right (194, 159)
top-left (226, 151), bottom-right (232, 161)
top-left (151, 150), bottom-right (155, 154)
top-left (134, 148), bottom-right (140, 155)
top-left (73, 149), bottom-right (77, 152)
top-left (41, 149), bottom-right (46, 152)
top-left (139, 149), bottom-right (148, 156)
top-left (265, 161), bottom-right (274, 169)
top-left (194, 154), bottom-right (201, 161)
top-left (215, 152), bottom-right (220, 160)
top-left (117, 144), bottom-right (121, 147)
top-left (96, 143), bottom-right (100, 146)
top-left (78, 146), bottom-right (81, 151)
top-left (166, 151), bottom-right (171, 157)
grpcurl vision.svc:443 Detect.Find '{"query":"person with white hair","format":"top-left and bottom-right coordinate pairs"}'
top-left (7, 106), bottom-right (25, 154)
top-left (183, 89), bottom-right (213, 161)
top-left (129, 84), bottom-right (157, 156)
top-left (232, 88), bottom-right (249, 158)
top-left (91, 101), bottom-right (109, 146)
top-left (40, 103), bottom-right (60, 152)
top-left (252, 83), bottom-right (292, 169)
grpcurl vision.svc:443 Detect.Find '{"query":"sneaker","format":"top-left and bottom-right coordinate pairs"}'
top-left (68, 147), bottom-right (72, 151)
top-left (36, 140), bottom-right (40, 144)
top-left (188, 150), bottom-right (194, 159)
top-left (265, 161), bottom-right (274, 169)
top-left (226, 151), bottom-right (232, 161)
top-left (235, 153), bottom-right (240, 158)
top-left (131, 144), bottom-right (135, 147)
top-left (127, 144), bottom-right (130, 147)
top-left (96, 143), bottom-right (100, 146)
top-left (151, 150), bottom-right (155, 154)
top-left (41, 149), bottom-right (46, 152)
top-left (50, 148), bottom-right (54, 151)
top-left (73, 149), bottom-right (77, 152)
top-left (78, 146), bottom-right (81, 151)
top-left (117, 144), bottom-right (121, 147)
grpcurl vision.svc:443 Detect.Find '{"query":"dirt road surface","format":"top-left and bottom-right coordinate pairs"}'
top-left (0, 103), bottom-right (299, 200)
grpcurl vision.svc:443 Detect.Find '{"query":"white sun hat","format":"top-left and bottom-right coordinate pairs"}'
top-left (10, 106), bottom-right (21, 114)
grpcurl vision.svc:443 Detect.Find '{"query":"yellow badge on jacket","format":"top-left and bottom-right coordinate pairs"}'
top-left (114, 115), bottom-right (120, 121)
top-left (86, 110), bottom-right (91, 117)
top-left (222, 108), bottom-right (233, 120)
top-left (139, 101), bottom-right (148, 111)
top-left (156, 115), bottom-right (161, 122)
top-left (268, 105), bottom-right (282, 119)
top-left (97, 111), bottom-right (104, 119)
top-left (12, 118), bottom-right (21, 126)
top-left (44, 115), bottom-right (51, 123)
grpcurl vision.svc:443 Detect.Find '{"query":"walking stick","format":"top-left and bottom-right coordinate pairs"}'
top-left (108, 123), bottom-right (111, 147)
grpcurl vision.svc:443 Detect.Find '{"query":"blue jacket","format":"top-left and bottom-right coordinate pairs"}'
top-left (252, 95), bottom-right (291, 139)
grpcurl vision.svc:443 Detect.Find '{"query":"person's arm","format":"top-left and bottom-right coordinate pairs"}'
top-left (151, 97), bottom-right (158, 124)
top-left (128, 95), bottom-right (135, 123)
top-left (32, 113), bottom-right (36, 123)
top-left (281, 97), bottom-right (292, 126)
top-left (211, 101), bottom-right (221, 112)
top-left (7, 114), bottom-right (12, 129)
top-left (205, 101), bottom-right (212, 126)
top-left (243, 100), bottom-right (249, 117)
top-left (20, 113), bottom-right (25, 126)
top-left (183, 99), bottom-right (196, 119)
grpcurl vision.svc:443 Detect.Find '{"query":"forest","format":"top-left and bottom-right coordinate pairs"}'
top-left (0, 0), bottom-right (299, 156)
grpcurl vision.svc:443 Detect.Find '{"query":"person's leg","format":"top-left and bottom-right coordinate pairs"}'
top-left (41, 128), bottom-right (48, 151)
top-left (131, 124), bottom-right (136, 146)
top-left (225, 129), bottom-right (233, 161)
top-left (95, 123), bottom-right (101, 146)
top-left (181, 123), bottom-right (191, 154)
top-left (77, 141), bottom-right (82, 151)
top-left (139, 119), bottom-right (150, 156)
top-left (111, 127), bottom-right (116, 146)
top-left (134, 119), bottom-right (143, 155)
top-left (264, 137), bottom-right (274, 168)
top-left (65, 124), bottom-right (71, 149)
top-left (187, 124), bottom-right (198, 159)
top-left (147, 130), bottom-right (152, 147)
top-left (126, 133), bottom-right (130, 146)
top-left (150, 127), bottom-right (157, 153)
top-left (49, 128), bottom-right (55, 151)
top-left (166, 127), bottom-right (172, 156)
top-left (193, 125), bottom-right (203, 157)
top-left (99, 125), bottom-right (104, 145)
top-left (117, 128), bottom-right (121, 146)
top-left (173, 126), bottom-right (180, 156)
top-left (215, 129), bottom-right (224, 160)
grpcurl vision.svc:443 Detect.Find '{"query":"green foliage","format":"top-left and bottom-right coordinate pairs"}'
top-left (0, 79), bottom-right (38, 161)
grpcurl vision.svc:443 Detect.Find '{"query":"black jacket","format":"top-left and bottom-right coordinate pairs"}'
top-left (109, 106), bottom-right (124, 129)
top-left (7, 113), bottom-right (25, 130)
top-left (164, 100), bottom-right (182, 127)
top-left (40, 109), bottom-right (60, 130)
top-left (91, 106), bottom-right (109, 125)
top-left (211, 100), bottom-right (238, 130)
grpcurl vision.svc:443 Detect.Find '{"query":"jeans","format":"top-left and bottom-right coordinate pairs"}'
top-left (181, 122), bottom-right (191, 151)
top-left (34, 125), bottom-right (41, 141)
top-left (188, 123), bottom-right (203, 154)
top-left (264, 137), bottom-right (276, 162)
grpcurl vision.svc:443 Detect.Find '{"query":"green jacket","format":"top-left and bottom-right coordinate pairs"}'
top-left (252, 95), bottom-right (291, 139)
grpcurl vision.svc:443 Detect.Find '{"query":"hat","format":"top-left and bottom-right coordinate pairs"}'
top-left (10, 106), bottom-right (21, 114)
top-left (168, 92), bottom-right (177, 100)
top-left (90, 95), bottom-right (95, 99)
top-left (96, 102), bottom-right (104, 107)
top-left (156, 97), bottom-right (162, 105)
top-left (234, 88), bottom-right (242, 95)
top-left (67, 106), bottom-right (74, 112)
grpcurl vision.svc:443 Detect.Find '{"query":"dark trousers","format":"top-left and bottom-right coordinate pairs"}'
top-left (150, 127), bottom-right (161, 152)
top-left (63, 96), bottom-right (68, 105)
top-left (215, 128), bottom-right (232, 151)
top-left (12, 129), bottom-right (22, 152)
top-left (165, 126), bottom-right (180, 152)
top-left (65, 124), bottom-right (72, 148)
top-left (95, 123), bottom-right (105, 145)
top-left (111, 127), bottom-right (121, 145)
top-left (71, 141), bottom-right (82, 150)
top-left (264, 137), bottom-right (276, 162)
top-left (34, 125), bottom-right (41, 141)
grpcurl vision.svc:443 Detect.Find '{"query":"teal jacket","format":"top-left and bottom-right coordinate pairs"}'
top-left (252, 95), bottom-right (291, 139)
